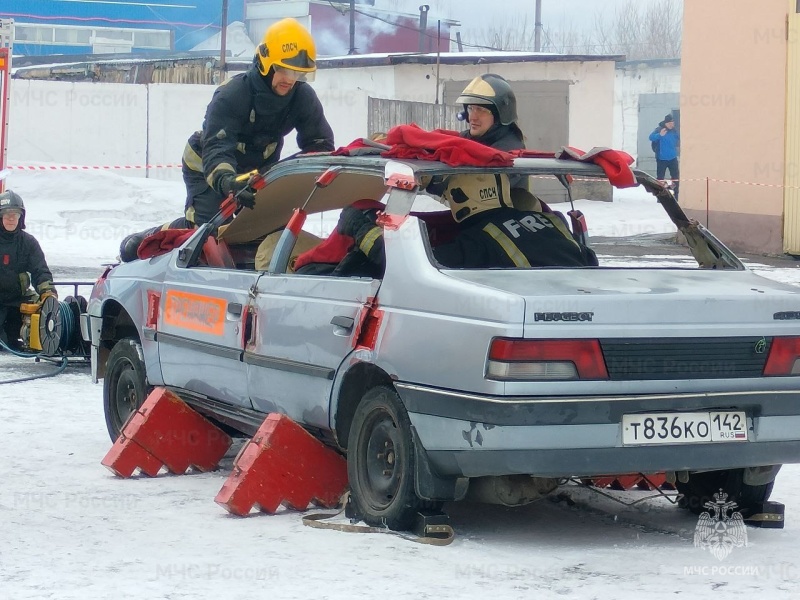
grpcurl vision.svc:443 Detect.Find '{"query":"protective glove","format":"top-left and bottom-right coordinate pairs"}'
top-left (425, 175), bottom-right (450, 197)
top-left (19, 272), bottom-right (31, 295)
top-left (38, 281), bottom-right (58, 299)
top-left (336, 207), bottom-right (384, 264)
top-left (217, 172), bottom-right (256, 209)
top-left (337, 207), bottom-right (378, 241)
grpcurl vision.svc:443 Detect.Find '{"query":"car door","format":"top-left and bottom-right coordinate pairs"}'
top-left (245, 273), bottom-right (381, 429)
top-left (157, 262), bottom-right (258, 409)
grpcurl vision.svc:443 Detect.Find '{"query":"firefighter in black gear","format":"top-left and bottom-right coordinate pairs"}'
top-left (182, 17), bottom-right (335, 225)
top-left (456, 73), bottom-right (525, 152)
top-left (336, 174), bottom-right (595, 272)
top-left (453, 73), bottom-right (528, 192)
top-left (0, 190), bottom-right (57, 348)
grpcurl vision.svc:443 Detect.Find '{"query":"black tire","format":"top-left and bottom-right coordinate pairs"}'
top-left (103, 338), bottom-right (150, 442)
top-left (347, 386), bottom-right (424, 531)
top-left (676, 468), bottom-right (774, 516)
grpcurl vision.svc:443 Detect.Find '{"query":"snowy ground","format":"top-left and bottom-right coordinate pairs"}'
top-left (3, 169), bottom-right (800, 598)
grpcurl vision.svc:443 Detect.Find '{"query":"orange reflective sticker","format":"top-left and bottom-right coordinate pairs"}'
top-left (163, 290), bottom-right (226, 336)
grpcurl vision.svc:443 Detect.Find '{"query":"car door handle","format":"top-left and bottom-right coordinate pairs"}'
top-left (227, 302), bottom-right (243, 318)
top-left (330, 315), bottom-right (355, 332)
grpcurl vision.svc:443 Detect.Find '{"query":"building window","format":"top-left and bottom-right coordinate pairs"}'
top-left (133, 30), bottom-right (171, 49)
top-left (94, 29), bottom-right (134, 42)
top-left (54, 28), bottom-right (92, 45)
top-left (16, 25), bottom-right (54, 43)
top-left (15, 23), bottom-right (170, 51)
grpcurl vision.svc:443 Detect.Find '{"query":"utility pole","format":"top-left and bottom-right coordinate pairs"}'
top-left (349, 0), bottom-right (356, 54)
top-left (0, 19), bottom-right (13, 192)
top-left (220, 0), bottom-right (228, 68)
top-left (534, 0), bottom-right (542, 52)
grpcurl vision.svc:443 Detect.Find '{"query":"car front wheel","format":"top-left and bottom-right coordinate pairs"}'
top-left (103, 338), bottom-right (150, 442)
top-left (347, 386), bottom-right (423, 531)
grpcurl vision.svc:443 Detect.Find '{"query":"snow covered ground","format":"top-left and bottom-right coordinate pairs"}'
top-left (3, 169), bottom-right (800, 599)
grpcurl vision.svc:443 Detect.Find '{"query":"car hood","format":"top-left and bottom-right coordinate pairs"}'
top-left (442, 267), bottom-right (800, 332)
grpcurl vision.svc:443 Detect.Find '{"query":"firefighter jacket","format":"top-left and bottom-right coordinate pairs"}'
top-left (461, 124), bottom-right (527, 189)
top-left (432, 207), bottom-right (593, 269)
top-left (182, 60), bottom-right (334, 223)
top-left (345, 206), bottom-right (594, 273)
top-left (0, 228), bottom-right (54, 304)
top-left (460, 123), bottom-right (525, 152)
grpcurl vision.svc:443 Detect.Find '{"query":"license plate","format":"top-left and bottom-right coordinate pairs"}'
top-left (621, 411), bottom-right (747, 446)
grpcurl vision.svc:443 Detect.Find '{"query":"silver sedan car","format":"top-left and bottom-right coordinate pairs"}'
top-left (84, 153), bottom-right (800, 530)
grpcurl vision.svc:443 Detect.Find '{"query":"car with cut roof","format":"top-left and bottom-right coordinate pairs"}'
top-left (84, 148), bottom-right (800, 530)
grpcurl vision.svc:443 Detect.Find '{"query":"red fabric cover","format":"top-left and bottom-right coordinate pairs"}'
top-left (332, 138), bottom-right (373, 156)
top-left (137, 229), bottom-right (195, 259)
top-left (293, 199), bottom-right (386, 270)
top-left (335, 131), bottom-right (636, 188)
top-left (511, 147), bottom-right (637, 188)
top-left (555, 146), bottom-right (636, 188)
top-left (380, 124), bottom-right (514, 167)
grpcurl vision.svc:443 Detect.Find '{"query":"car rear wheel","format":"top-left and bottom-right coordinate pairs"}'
top-left (103, 338), bottom-right (150, 442)
top-left (347, 386), bottom-right (424, 531)
top-left (676, 468), bottom-right (774, 516)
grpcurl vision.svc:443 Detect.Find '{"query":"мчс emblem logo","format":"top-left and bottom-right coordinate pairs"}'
top-left (693, 489), bottom-right (747, 561)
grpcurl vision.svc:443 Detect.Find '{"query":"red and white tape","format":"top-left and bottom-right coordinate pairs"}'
top-left (7, 164), bottom-right (800, 190)
top-left (8, 164), bottom-right (181, 171)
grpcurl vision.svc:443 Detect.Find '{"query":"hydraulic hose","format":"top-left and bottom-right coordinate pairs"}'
top-left (0, 353), bottom-right (69, 384)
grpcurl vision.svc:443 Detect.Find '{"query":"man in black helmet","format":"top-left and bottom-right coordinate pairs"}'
top-left (457, 74), bottom-right (526, 151)
top-left (455, 73), bottom-right (528, 191)
top-left (181, 17), bottom-right (335, 226)
top-left (0, 190), bottom-right (57, 349)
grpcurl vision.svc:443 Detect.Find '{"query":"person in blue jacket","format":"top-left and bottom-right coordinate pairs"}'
top-left (649, 113), bottom-right (680, 199)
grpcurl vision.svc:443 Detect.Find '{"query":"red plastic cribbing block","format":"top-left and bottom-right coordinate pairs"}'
top-left (614, 474), bottom-right (643, 490)
top-left (215, 414), bottom-right (348, 516)
top-left (101, 435), bottom-right (163, 478)
top-left (589, 476), bottom-right (617, 489)
top-left (588, 473), bottom-right (669, 490)
top-left (637, 473), bottom-right (668, 490)
top-left (101, 387), bottom-right (232, 477)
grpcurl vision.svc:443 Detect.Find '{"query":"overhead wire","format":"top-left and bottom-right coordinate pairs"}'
top-left (333, 3), bottom-right (673, 55)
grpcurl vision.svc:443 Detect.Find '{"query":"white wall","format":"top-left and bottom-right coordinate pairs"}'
top-left (613, 60), bottom-right (682, 158)
top-left (8, 80), bottom-right (214, 182)
top-left (8, 58), bottom-right (619, 182)
top-left (146, 84), bottom-right (216, 178)
top-left (9, 80), bottom-right (149, 168)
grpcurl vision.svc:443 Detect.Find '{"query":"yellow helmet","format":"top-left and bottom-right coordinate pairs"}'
top-left (256, 18), bottom-right (317, 82)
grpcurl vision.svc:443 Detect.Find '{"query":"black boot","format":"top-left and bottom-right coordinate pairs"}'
top-left (119, 226), bottom-right (160, 262)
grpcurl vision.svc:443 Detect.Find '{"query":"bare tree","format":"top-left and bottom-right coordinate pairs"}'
top-left (474, 14), bottom-right (537, 51)
top-left (587, 0), bottom-right (683, 59)
top-left (470, 0), bottom-right (682, 59)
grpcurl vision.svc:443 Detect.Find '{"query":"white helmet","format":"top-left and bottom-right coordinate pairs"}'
top-left (442, 173), bottom-right (512, 223)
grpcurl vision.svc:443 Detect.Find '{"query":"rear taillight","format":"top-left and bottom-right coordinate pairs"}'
top-left (487, 338), bottom-right (609, 381)
top-left (763, 337), bottom-right (800, 376)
